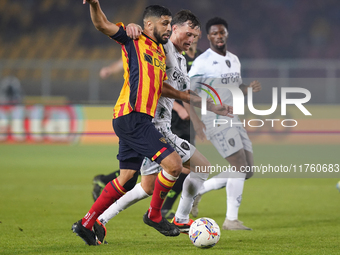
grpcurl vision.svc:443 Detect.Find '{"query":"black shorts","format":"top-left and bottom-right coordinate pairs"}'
top-left (113, 112), bottom-right (174, 169)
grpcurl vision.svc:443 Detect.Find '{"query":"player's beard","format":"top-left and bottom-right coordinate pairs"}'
top-left (154, 27), bottom-right (169, 44)
top-left (215, 42), bottom-right (226, 52)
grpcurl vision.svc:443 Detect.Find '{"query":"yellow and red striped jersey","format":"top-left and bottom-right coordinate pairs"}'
top-left (111, 23), bottom-right (167, 119)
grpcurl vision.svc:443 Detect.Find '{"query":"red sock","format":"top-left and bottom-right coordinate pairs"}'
top-left (148, 170), bottom-right (176, 223)
top-left (82, 179), bottom-right (126, 229)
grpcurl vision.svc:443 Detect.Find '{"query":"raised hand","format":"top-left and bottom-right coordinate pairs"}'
top-left (83, 0), bottom-right (98, 4)
top-left (194, 120), bottom-right (207, 141)
top-left (126, 23), bottom-right (142, 40)
top-left (249, 80), bottom-right (261, 93)
top-left (209, 104), bottom-right (233, 118)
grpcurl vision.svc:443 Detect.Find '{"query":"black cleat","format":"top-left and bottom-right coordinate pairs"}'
top-left (92, 175), bottom-right (106, 202)
top-left (93, 219), bottom-right (107, 244)
top-left (143, 211), bottom-right (180, 236)
top-left (161, 209), bottom-right (176, 220)
top-left (71, 220), bottom-right (98, 246)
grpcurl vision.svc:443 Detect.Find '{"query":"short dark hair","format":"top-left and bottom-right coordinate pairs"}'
top-left (142, 5), bottom-right (172, 20)
top-left (206, 17), bottom-right (228, 34)
top-left (171, 10), bottom-right (200, 29)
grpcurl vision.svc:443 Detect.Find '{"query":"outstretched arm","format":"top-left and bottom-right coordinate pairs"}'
top-left (162, 82), bottom-right (233, 117)
top-left (100, 59), bottom-right (124, 79)
top-left (83, 0), bottom-right (119, 36)
top-left (183, 102), bottom-right (207, 141)
top-left (173, 101), bottom-right (189, 120)
top-left (239, 80), bottom-right (262, 95)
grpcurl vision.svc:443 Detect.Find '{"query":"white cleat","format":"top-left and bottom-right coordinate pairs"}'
top-left (222, 219), bottom-right (252, 230)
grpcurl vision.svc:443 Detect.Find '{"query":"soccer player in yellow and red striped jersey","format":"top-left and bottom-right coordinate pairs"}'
top-left (112, 22), bottom-right (167, 119)
top-left (72, 0), bottom-right (233, 245)
top-left (72, 1), bottom-right (181, 245)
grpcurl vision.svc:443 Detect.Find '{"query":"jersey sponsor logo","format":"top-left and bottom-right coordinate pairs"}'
top-left (144, 53), bottom-right (166, 72)
top-left (154, 58), bottom-right (166, 72)
top-left (144, 53), bottom-right (153, 65)
top-left (220, 73), bottom-right (241, 84)
top-left (225, 60), bottom-right (231, 67)
top-left (172, 67), bottom-right (188, 90)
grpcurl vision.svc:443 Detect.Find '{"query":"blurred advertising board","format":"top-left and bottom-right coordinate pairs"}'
top-left (0, 105), bottom-right (84, 143)
top-left (0, 105), bottom-right (338, 144)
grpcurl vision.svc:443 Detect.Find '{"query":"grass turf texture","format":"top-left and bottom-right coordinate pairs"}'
top-left (0, 144), bottom-right (339, 254)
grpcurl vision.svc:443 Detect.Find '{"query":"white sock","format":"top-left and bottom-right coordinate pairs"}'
top-left (226, 173), bottom-right (246, 221)
top-left (199, 172), bottom-right (229, 195)
top-left (98, 183), bottom-right (149, 225)
top-left (175, 171), bottom-right (209, 223)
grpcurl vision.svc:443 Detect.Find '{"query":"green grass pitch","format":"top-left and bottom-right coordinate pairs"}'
top-left (0, 143), bottom-right (339, 254)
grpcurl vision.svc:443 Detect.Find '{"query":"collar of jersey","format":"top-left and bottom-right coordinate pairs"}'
top-left (142, 32), bottom-right (160, 46)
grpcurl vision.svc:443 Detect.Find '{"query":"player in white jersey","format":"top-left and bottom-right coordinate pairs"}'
top-left (189, 17), bottom-right (261, 230)
top-left (92, 11), bottom-right (234, 243)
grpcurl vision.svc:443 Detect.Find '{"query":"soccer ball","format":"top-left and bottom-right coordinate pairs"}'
top-left (189, 217), bottom-right (221, 248)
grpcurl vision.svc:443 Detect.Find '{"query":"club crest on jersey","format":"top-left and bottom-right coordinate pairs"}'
top-left (228, 138), bottom-right (235, 147)
top-left (180, 142), bottom-right (190, 150)
top-left (159, 137), bottom-right (167, 144)
top-left (225, 60), bottom-right (231, 67)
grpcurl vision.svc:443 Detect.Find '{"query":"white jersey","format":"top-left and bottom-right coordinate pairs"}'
top-left (153, 40), bottom-right (190, 127)
top-left (142, 41), bottom-right (195, 175)
top-left (189, 48), bottom-right (243, 137)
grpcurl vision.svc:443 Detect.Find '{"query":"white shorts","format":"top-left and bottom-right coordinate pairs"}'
top-left (209, 126), bottom-right (253, 158)
top-left (140, 125), bottom-right (196, 176)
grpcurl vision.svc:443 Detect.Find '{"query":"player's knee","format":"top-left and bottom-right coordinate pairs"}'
top-left (161, 152), bottom-right (182, 177)
top-left (168, 158), bottom-right (182, 177)
top-left (122, 170), bottom-right (139, 191)
top-left (141, 178), bottom-right (155, 195)
top-left (229, 151), bottom-right (248, 172)
top-left (143, 187), bottom-right (154, 195)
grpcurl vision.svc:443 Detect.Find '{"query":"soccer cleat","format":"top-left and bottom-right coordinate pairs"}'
top-left (71, 220), bottom-right (98, 245)
top-left (92, 175), bottom-right (106, 201)
top-left (161, 209), bottom-right (176, 220)
top-left (93, 219), bottom-right (107, 244)
top-left (171, 218), bottom-right (194, 234)
top-left (222, 219), bottom-right (252, 230)
top-left (190, 194), bottom-right (202, 217)
top-left (143, 211), bottom-right (180, 236)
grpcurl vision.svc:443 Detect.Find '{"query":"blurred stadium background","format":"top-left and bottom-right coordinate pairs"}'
top-left (1, 2), bottom-right (339, 254)
top-left (0, 0), bottom-right (340, 143)
top-left (0, 0), bottom-right (339, 143)
top-left (1, 0), bottom-right (340, 100)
